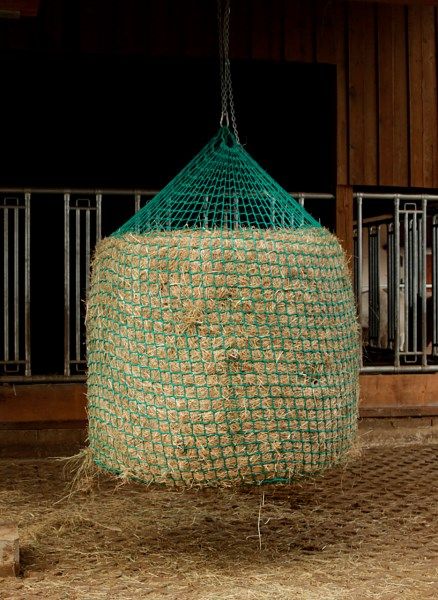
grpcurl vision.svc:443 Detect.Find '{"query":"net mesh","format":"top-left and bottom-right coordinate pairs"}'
top-left (115, 128), bottom-right (319, 233)
top-left (87, 128), bottom-right (360, 487)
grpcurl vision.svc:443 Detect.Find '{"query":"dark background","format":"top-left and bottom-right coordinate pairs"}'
top-left (0, 46), bottom-right (336, 375)
top-left (0, 53), bottom-right (336, 192)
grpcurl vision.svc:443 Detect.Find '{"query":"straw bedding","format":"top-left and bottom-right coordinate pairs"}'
top-left (87, 228), bottom-right (359, 486)
top-left (2, 434), bottom-right (437, 600)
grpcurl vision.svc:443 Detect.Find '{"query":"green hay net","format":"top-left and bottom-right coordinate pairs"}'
top-left (87, 127), bottom-right (359, 487)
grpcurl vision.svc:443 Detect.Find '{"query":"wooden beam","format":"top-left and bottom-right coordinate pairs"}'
top-left (0, 1), bottom-right (40, 17)
top-left (0, 428), bottom-right (86, 458)
top-left (336, 184), bottom-right (354, 260)
top-left (360, 373), bottom-right (438, 416)
top-left (348, 1), bottom-right (438, 5)
top-left (2, 373), bottom-right (438, 428)
top-left (0, 384), bottom-right (87, 424)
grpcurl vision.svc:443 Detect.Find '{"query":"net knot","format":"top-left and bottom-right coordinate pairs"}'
top-left (218, 126), bottom-right (237, 148)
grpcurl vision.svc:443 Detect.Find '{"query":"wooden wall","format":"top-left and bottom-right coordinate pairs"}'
top-left (230, 0), bottom-right (438, 189)
top-left (1, 0), bottom-right (437, 189)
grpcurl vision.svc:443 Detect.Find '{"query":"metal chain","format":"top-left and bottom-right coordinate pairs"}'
top-left (217, 0), bottom-right (227, 127)
top-left (217, 0), bottom-right (239, 143)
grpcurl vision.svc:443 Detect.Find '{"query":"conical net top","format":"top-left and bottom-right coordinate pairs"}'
top-left (114, 127), bottom-right (320, 236)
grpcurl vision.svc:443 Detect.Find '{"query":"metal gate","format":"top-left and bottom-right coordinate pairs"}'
top-left (1, 189), bottom-right (437, 382)
top-left (0, 188), bottom-right (156, 382)
top-left (354, 193), bottom-right (438, 373)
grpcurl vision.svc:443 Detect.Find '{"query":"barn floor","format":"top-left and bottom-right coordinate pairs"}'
top-left (0, 423), bottom-right (437, 600)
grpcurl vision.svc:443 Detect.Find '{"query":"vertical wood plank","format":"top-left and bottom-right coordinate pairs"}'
top-left (251, 0), bottom-right (272, 59)
top-left (180, 0), bottom-right (216, 58)
top-left (348, 2), bottom-right (378, 186)
top-left (377, 4), bottom-right (394, 184)
top-left (79, 0), bottom-right (114, 54)
top-left (269, 0), bottom-right (284, 61)
top-left (421, 6), bottom-right (438, 187)
top-left (250, 0), bottom-right (283, 61)
top-left (392, 5), bottom-right (409, 187)
top-left (284, 0), bottom-right (314, 63)
top-left (39, 0), bottom-right (68, 51)
top-left (408, 5), bottom-right (424, 186)
top-left (316, 1), bottom-right (348, 185)
top-left (336, 184), bottom-right (354, 262)
top-left (377, 4), bottom-right (409, 186)
top-left (114, 0), bottom-right (148, 55)
top-left (145, 0), bottom-right (179, 57)
top-left (315, 0), bottom-right (337, 64)
top-left (336, 4), bottom-right (348, 187)
top-left (230, 0), bottom-right (251, 59)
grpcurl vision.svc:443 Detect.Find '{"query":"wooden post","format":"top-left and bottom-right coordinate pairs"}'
top-left (336, 185), bottom-right (354, 262)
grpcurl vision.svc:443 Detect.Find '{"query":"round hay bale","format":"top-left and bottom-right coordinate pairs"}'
top-left (87, 227), bottom-right (360, 487)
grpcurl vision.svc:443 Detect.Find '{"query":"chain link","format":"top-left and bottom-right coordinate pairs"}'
top-left (217, 0), bottom-right (239, 143)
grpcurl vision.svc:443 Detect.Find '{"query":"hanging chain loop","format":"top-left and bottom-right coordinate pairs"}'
top-left (217, 0), bottom-right (239, 143)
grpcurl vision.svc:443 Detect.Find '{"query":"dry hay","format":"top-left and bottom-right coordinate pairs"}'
top-left (87, 228), bottom-right (360, 486)
top-left (0, 437), bottom-right (437, 600)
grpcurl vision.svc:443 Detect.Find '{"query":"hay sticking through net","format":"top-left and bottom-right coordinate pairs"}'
top-left (87, 226), bottom-right (359, 487)
top-left (87, 127), bottom-right (359, 486)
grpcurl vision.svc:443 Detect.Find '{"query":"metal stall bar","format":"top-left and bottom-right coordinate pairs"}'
top-left (403, 204), bottom-right (418, 363)
top-left (421, 198), bottom-right (428, 366)
top-left (353, 228), bottom-right (358, 293)
top-left (75, 201), bottom-right (81, 365)
top-left (133, 190), bottom-right (160, 218)
top-left (85, 203), bottom-right (91, 299)
top-left (394, 196), bottom-right (401, 368)
top-left (289, 192), bottom-right (335, 229)
top-left (24, 192), bottom-right (31, 376)
top-left (354, 193), bottom-right (438, 201)
top-left (3, 202), bottom-right (9, 365)
top-left (134, 192), bottom-right (141, 214)
top-left (290, 193), bottom-right (334, 202)
top-left (96, 193), bottom-right (102, 242)
top-left (400, 203), bottom-right (424, 362)
top-left (13, 201), bottom-right (19, 363)
top-left (355, 364), bottom-right (438, 373)
top-left (368, 225), bottom-right (380, 346)
top-left (69, 196), bottom-right (100, 374)
top-left (2, 199), bottom-right (14, 371)
top-left (1, 194), bottom-right (30, 375)
top-left (434, 214), bottom-right (438, 358)
top-left (64, 193), bottom-right (71, 376)
top-left (135, 192), bottom-right (141, 233)
top-left (84, 193), bottom-right (102, 300)
top-left (356, 194), bottom-right (363, 366)
top-left (403, 205), bottom-right (410, 357)
top-left (412, 206), bottom-right (418, 357)
top-left (387, 221), bottom-right (395, 348)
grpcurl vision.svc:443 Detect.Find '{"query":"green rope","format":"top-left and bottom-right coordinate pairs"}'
top-left (115, 128), bottom-right (320, 235)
